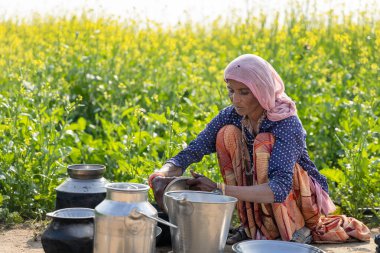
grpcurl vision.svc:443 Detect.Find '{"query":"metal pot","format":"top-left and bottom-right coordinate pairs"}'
top-left (164, 190), bottom-right (237, 253)
top-left (375, 234), bottom-right (380, 253)
top-left (41, 208), bottom-right (95, 253)
top-left (152, 203), bottom-right (172, 246)
top-left (55, 164), bottom-right (109, 209)
top-left (94, 182), bottom-right (176, 253)
top-left (232, 240), bottom-right (326, 253)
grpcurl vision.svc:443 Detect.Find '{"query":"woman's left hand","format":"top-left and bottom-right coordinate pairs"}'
top-left (186, 170), bottom-right (217, 192)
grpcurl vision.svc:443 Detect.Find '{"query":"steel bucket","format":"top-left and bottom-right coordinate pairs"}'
top-left (164, 191), bottom-right (237, 253)
top-left (94, 183), bottom-right (176, 253)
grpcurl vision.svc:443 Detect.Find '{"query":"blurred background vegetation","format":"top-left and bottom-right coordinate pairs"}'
top-left (0, 3), bottom-right (379, 225)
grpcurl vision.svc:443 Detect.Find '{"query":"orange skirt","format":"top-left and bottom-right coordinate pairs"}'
top-left (215, 125), bottom-right (370, 242)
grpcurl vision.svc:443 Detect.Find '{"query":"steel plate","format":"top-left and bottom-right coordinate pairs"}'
top-left (232, 240), bottom-right (325, 253)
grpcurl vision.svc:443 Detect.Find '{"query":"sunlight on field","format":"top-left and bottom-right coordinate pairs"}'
top-left (0, 0), bottom-right (379, 25)
top-left (0, 0), bottom-right (378, 223)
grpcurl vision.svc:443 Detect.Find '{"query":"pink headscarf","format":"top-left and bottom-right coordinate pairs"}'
top-left (224, 54), bottom-right (297, 121)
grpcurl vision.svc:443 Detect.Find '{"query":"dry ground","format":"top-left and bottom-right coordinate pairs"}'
top-left (0, 223), bottom-right (378, 253)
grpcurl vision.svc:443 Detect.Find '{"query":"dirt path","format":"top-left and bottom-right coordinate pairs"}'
top-left (0, 224), bottom-right (378, 253)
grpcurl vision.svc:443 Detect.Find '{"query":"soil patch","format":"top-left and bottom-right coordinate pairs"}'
top-left (0, 223), bottom-right (378, 253)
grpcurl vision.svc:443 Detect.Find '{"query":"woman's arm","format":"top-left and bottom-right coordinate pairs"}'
top-left (187, 172), bottom-right (274, 203)
top-left (226, 184), bottom-right (274, 203)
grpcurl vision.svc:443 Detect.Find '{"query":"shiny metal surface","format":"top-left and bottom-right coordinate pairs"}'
top-left (56, 164), bottom-right (108, 194)
top-left (137, 210), bottom-right (178, 229)
top-left (165, 177), bottom-right (192, 192)
top-left (162, 177), bottom-right (191, 212)
top-left (94, 182), bottom-right (158, 253)
top-left (47, 208), bottom-right (95, 219)
top-left (68, 164), bottom-right (106, 179)
top-left (232, 240), bottom-right (326, 253)
top-left (164, 191), bottom-right (237, 253)
top-left (155, 226), bottom-right (162, 237)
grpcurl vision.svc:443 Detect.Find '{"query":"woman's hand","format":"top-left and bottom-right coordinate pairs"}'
top-left (148, 163), bottom-right (183, 211)
top-left (151, 176), bottom-right (176, 211)
top-left (148, 163), bottom-right (183, 187)
top-left (186, 170), bottom-right (218, 192)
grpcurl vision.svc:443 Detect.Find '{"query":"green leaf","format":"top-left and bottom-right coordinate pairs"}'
top-left (320, 168), bottom-right (346, 183)
top-left (148, 113), bottom-right (167, 124)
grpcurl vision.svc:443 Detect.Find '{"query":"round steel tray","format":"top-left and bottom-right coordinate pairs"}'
top-left (232, 240), bottom-right (325, 253)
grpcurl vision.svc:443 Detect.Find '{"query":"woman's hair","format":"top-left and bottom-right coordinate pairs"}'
top-left (224, 54), bottom-right (296, 121)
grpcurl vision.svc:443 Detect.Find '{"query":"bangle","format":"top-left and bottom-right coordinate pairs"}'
top-left (213, 183), bottom-right (223, 195)
top-left (221, 183), bottom-right (226, 195)
top-left (215, 182), bottom-right (225, 195)
top-left (148, 172), bottom-right (164, 188)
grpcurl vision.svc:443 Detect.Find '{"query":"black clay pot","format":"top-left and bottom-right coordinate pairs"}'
top-left (55, 164), bottom-right (108, 210)
top-left (41, 208), bottom-right (94, 253)
top-left (153, 203), bottom-right (172, 246)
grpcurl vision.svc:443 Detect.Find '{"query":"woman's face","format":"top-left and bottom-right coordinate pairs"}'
top-left (227, 79), bottom-right (263, 117)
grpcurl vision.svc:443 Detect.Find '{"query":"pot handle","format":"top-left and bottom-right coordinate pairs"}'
top-left (134, 209), bottom-right (178, 229)
top-left (173, 195), bottom-right (194, 216)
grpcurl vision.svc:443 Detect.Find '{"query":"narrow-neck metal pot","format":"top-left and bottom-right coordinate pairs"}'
top-left (55, 164), bottom-right (108, 209)
top-left (94, 183), bottom-right (158, 253)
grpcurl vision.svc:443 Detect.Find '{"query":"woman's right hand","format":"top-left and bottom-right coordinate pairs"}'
top-left (149, 163), bottom-right (183, 211)
top-left (148, 163), bottom-right (183, 187)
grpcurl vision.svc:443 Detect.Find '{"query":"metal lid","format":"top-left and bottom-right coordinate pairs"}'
top-left (68, 164), bottom-right (105, 179)
top-left (232, 240), bottom-right (325, 253)
top-left (106, 183), bottom-right (149, 191)
top-left (47, 208), bottom-right (95, 219)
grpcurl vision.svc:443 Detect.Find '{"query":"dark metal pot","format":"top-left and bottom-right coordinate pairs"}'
top-left (55, 164), bottom-right (108, 209)
top-left (152, 203), bottom-right (172, 246)
top-left (41, 208), bottom-right (95, 253)
top-left (375, 234), bottom-right (380, 253)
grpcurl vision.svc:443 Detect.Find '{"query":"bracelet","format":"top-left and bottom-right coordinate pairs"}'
top-left (221, 183), bottom-right (226, 195)
top-left (148, 172), bottom-right (164, 188)
top-left (216, 182), bottom-right (225, 195)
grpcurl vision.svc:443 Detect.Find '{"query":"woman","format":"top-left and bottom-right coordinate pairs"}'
top-left (149, 54), bottom-right (370, 244)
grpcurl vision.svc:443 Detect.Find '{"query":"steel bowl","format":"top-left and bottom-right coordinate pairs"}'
top-left (165, 176), bottom-right (192, 192)
top-left (68, 164), bottom-right (106, 179)
top-left (162, 177), bottom-right (192, 212)
top-left (232, 240), bottom-right (326, 253)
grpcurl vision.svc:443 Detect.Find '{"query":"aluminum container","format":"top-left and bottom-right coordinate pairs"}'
top-left (94, 182), bottom-right (175, 253)
top-left (164, 190), bottom-right (237, 253)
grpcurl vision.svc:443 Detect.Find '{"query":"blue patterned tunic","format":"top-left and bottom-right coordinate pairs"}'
top-left (167, 106), bottom-right (328, 203)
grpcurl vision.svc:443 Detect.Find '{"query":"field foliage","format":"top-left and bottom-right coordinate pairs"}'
top-left (0, 8), bottom-right (379, 223)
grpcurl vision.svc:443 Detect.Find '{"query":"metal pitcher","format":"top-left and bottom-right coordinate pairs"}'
top-left (94, 182), bottom-right (176, 253)
top-left (55, 164), bottom-right (109, 209)
top-left (164, 191), bottom-right (237, 253)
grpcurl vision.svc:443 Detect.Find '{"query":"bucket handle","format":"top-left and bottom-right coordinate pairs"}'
top-left (173, 195), bottom-right (194, 216)
top-left (133, 209), bottom-right (178, 229)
